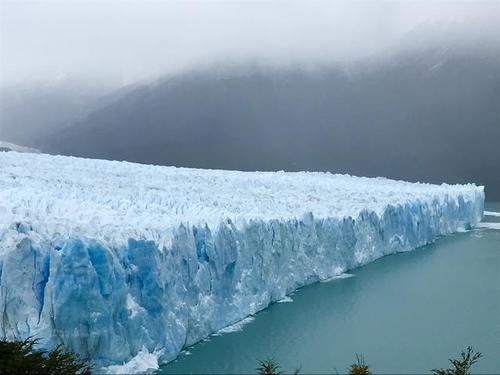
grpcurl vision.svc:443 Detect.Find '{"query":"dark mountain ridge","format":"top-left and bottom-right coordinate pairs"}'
top-left (41, 45), bottom-right (500, 199)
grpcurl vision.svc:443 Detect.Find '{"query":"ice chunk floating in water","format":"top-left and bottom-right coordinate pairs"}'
top-left (0, 152), bottom-right (484, 372)
top-left (477, 222), bottom-right (500, 230)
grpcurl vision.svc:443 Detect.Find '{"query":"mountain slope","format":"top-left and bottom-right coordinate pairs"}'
top-left (42, 46), bottom-right (500, 198)
top-left (0, 81), bottom-right (136, 147)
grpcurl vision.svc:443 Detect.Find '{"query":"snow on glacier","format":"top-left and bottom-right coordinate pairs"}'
top-left (0, 152), bottom-right (484, 371)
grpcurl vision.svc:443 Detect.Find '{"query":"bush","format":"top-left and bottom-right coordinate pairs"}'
top-left (0, 337), bottom-right (91, 375)
top-left (348, 354), bottom-right (371, 375)
top-left (431, 347), bottom-right (482, 375)
top-left (257, 358), bottom-right (282, 375)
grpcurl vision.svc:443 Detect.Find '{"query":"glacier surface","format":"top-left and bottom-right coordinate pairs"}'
top-left (0, 152), bottom-right (484, 371)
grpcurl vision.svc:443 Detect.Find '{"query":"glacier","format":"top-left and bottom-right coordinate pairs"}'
top-left (0, 152), bottom-right (484, 372)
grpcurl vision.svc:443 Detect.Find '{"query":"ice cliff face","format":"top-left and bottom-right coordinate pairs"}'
top-left (0, 152), bottom-right (484, 371)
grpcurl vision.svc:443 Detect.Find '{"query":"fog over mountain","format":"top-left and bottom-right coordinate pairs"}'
top-left (1, 1), bottom-right (499, 198)
top-left (38, 41), bottom-right (499, 198)
top-left (0, 81), bottom-right (122, 146)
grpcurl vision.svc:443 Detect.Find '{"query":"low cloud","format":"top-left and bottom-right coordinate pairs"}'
top-left (1, 0), bottom-right (499, 87)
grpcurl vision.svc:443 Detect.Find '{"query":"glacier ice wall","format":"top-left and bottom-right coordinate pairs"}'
top-left (0, 152), bottom-right (484, 370)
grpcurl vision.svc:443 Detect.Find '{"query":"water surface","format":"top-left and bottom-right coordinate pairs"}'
top-left (162, 202), bottom-right (500, 374)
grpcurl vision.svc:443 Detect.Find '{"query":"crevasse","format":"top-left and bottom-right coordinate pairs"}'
top-left (0, 152), bottom-right (484, 371)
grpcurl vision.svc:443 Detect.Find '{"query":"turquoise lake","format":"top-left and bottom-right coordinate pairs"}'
top-left (162, 202), bottom-right (500, 374)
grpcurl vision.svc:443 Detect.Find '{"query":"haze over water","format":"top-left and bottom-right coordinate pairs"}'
top-left (162, 202), bottom-right (500, 374)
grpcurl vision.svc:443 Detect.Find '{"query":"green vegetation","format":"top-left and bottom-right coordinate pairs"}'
top-left (256, 358), bottom-right (282, 375)
top-left (257, 347), bottom-right (482, 375)
top-left (347, 354), bottom-right (371, 375)
top-left (0, 337), bottom-right (483, 375)
top-left (432, 347), bottom-right (482, 375)
top-left (0, 337), bottom-right (91, 375)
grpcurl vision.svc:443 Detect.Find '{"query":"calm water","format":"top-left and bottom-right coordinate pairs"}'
top-left (162, 202), bottom-right (500, 374)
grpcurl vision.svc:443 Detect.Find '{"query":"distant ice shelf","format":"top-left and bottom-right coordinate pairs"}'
top-left (0, 152), bottom-right (484, 373)
top-left (0, 140), bottom-right (40, 154)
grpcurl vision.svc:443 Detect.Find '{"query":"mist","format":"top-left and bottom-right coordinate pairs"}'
top-left (1, 0), bottom-right (499, 86)
top-left (1, 0), bottom-right (499, 198)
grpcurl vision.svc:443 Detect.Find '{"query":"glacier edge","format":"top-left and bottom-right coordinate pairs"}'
top-left (0, 194), bottom-right (484, 371)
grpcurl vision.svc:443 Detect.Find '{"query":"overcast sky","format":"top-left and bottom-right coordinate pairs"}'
top-left (1, 0), bottom-right (499, 87)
